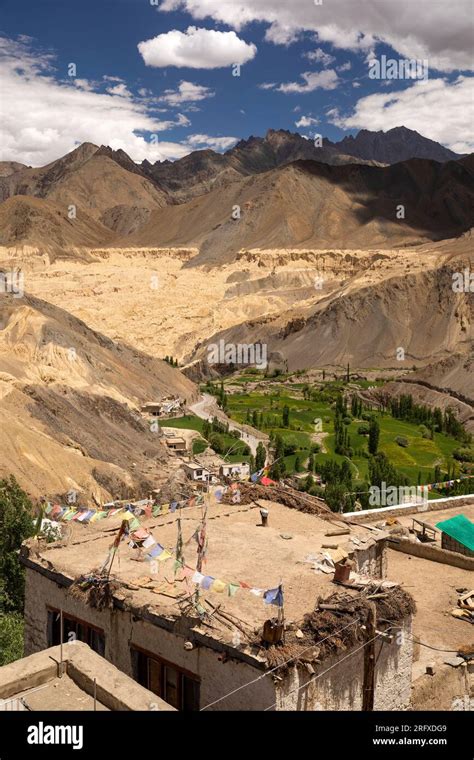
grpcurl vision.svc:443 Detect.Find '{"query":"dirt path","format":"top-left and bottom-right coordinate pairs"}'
top-left (189, 393), bottom-right (268, 456)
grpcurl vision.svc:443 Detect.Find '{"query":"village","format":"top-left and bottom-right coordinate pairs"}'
top-left (1, 387), bottom-right (473, 714)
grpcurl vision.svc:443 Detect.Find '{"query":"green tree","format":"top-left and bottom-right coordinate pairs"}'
top-left (368, 417), bottom-right (380, 455)
top-left (0, 612), bottom-right (24, 666)
top-left (274, 434), bottom-right (285, 462)
top-left (255, 442), bottom-right (266, 471)
top-left (0, 477), bottom-right (34, 613)
top-left (282, 405), bottom-right (290, 427)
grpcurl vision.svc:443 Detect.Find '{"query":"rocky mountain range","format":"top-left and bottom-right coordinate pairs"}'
top-left (0, 124), bottom-right (471, 500)
top-left (0, 129), bottom-right (471, 258)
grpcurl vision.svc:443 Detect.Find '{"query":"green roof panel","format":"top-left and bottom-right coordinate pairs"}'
top-left (435, 514), bottom-right (474, 551)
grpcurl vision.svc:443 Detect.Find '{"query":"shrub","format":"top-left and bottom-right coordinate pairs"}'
top-left (453, 447), bottom-right (474, 462)
top-left (361, 412), bottom-right (372, 421)
top-left (358, 424), bottom-right (370, 435)
top-left (395, 436), bottom-right (409, 448)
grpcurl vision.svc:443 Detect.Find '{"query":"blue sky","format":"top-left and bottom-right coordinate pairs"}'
top-left (1, 0), bottom-right (472, 165)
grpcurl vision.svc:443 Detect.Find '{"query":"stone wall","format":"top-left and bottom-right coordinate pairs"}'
top-left (346, 495), bottom-right (474, 524)
top-left (275, 619), bottom-right (413, 711)
top-left (410, 663), bottom-right (472, 711)
top-left (23, 566), bottom-right (275, 711)
top-left (388, 537), bottom-right (474, 570)
top-left (352, 539), bottom-right (387, 578)
top-left (23, 564), bottom-right (413, 711)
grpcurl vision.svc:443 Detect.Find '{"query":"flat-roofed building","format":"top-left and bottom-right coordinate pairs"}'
top-left (0, 641), bottom-right (174, 712)
top-left (164, 436), bottom-right (187, 453)
top-left (219, 463), bottom-right (250, 480)
top-left (182, 462), bottom-right (210, 481)
top-left (20, 498), bottom-right (415, 712)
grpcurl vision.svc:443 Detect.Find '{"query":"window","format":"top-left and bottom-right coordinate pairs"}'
top-left (131, 647), bottom-right (200, 711)
top-left (47, 608), bottom-right (105, 657)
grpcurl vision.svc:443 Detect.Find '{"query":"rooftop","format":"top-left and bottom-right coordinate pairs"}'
top-left (0, 642), bottom-right (174, 711)
top-left (21, 497), bottom-right (386, 652)
top-left (435, 513), bottom-right (474, 551)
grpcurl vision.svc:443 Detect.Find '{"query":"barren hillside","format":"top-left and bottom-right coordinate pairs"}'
top-left (122, 157), bottom-right (474, 266)
top-left (0, 292), bottom-right (196, 500)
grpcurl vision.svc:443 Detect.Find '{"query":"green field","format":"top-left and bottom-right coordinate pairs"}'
top-left (163, 377), bottom-right (470, 490)
top-left (224, 389), bottom-right (460, 486)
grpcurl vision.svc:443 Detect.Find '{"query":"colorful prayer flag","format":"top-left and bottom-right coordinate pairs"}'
top-left (263, 585), bottom-right (284, 607)
top-left (211, 579), bottom-right (226, 593)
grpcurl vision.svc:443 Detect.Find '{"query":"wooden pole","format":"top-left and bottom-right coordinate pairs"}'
top-left (59, 609), bottom-right (64, 678)
top-left (362, 602), bottom-right (376, 711)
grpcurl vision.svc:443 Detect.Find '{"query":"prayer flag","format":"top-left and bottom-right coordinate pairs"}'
top-left (211, 579), bottom-right (226, 593)
top-left (263, 585), bottom-right (284, 607)
top-left (146, 544), bottom-right (164, 559)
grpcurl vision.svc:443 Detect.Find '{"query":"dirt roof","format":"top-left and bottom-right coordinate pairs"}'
top-left (23, 498), bottom-right (389, 654)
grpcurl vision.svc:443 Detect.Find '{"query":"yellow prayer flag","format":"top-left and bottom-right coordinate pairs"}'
top-left (161, 503), bottom-right (170, 515)
top-left (157, 550), bottom-right (172, 562)
top-left (211, 579), bottom-right (227, 593)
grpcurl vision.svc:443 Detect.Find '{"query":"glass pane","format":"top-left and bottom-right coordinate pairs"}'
top-left (148, 658), bottom-right (163, 697)
top-left (182, 677), bottom-right (200, 712)
top-left (164, 666), bottom-right (179, 709)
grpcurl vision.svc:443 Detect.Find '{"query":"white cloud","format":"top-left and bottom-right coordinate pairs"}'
top-left (186, 133), bottom-right (238, 151)
top-left (106, 82), bottom-right (133, 98)
top-left (159, 0), bottom-right (474, 72)
top-left (258, 82), bottom-right (276, 90)
top-left (138, 26), bottom-right (256, 69)
top-left (295, 115), bottom-right (319, 128)
top-left (337, 61), bottom-right (352, 72)
top-left (160, 80), bottom-right (215, 105)
top-left (304, 48), bottom-right (335, 66)
top-left (329, 76), bottom-right (474, 153)
top-left (277, 69), bottom-right (339, 93)
top-left (0, 37), bottom-right (194, 165)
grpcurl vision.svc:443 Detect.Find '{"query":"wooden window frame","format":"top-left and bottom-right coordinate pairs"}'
top-left (47, 607), bottom-right (105, 655)
top-left (130, 644), bottom-right (200, 711)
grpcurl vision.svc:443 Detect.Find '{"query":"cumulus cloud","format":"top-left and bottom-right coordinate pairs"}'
top-left (304, 48), bottom-right (335, 66)
top-left (277, 69), bottom-right (339, 93)
top-left (0, 36), bottom-right (194, 165)
top-left (106, 82), bottom-right (133, 98)
top-left (295, 115), bottom-right (319, 128)
top-left (159, 0), bottom-right (474, 72)
top-left (329, 76), bottom-right (474, 153)
top-left (160, 80), bottom-right (215, 105)
top-left (186, 134), bottom-right (238, 150)
top-left (138, 26), bottom-right (256, 69)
